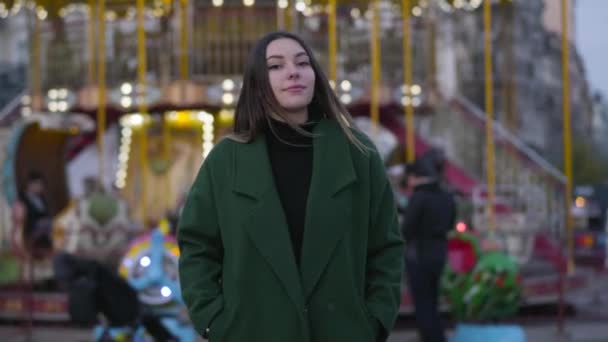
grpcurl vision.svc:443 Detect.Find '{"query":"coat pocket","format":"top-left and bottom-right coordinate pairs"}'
top-left (356, 299), bottom-right (377, 341)
top-left (208, 309), bottom-right (228, 342)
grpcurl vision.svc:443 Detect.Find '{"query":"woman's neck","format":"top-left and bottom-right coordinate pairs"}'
top-left (284, 109), bottom-right (309, 124)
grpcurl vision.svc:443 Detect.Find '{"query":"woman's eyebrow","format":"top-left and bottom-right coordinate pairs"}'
top-left (266, 51), bottom-right (308, 61)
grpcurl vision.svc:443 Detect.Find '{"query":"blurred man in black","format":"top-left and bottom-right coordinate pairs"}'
top-left (402, 158), bottom-right (456, 342)
top-left (19, 171), bottom-right (52, 251)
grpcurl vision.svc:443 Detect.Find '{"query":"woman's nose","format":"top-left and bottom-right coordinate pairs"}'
top-left (287, 64), bottom-right (300, 79)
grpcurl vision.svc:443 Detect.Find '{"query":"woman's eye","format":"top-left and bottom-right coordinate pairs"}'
top-left (268, 65), bottom-right (282, 70)
top-left (298, 61), bottom-right (310, 67)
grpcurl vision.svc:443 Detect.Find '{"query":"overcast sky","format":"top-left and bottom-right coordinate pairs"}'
top-left (576, 0), bottom-right (608, 98)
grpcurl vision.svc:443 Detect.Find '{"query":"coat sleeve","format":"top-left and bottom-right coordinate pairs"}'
top-left (177, 159), bottom-right (224, 338)
top-left (365, 150), bottom-right (405, 341)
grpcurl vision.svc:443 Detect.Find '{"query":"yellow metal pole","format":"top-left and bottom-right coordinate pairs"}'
top-left (277, 2), bottom-right (284, 30)
top-left (97, 0), bottom-right (106, 182)
top-left (285, 1), bottom-right (292, 31)
top-left (179, 0), bottom-right (188, 82)
top-left (370, 0), bottom-right (380, 132)
top-left (137, 0), bottom-right (148, 225)
top-left (139, 126), bottom-right (149, 226)
top-left (402, 0), bottom-right (414, 163)
top-left (328, 0), bottom-right (337, 83)
top-left (31, 11), bottom-right (41, 111)
top-left (163, 116), bottom-right (172, 211)
top-left (88, 0), bottom-right (96, 85)
top-left (137, 0), bottom-right (148, 114)
top-left (483, 0), bottom-right (496, 233)
top-left (561, 0), bottom-right (573, 273)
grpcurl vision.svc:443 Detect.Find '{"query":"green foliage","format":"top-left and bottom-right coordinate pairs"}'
top-left (441, 232), bottom-right (522, 322)
top-left (573, 139), bottom-right (608, 184)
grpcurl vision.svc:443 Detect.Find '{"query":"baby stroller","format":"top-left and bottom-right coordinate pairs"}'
top-left (53, 252), bottom-right (180, 341)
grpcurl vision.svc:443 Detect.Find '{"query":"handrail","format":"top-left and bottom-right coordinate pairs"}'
top-left (0, 90), bottom-right (26, 126)
top-left (454, 95), bottom-right (567, 184)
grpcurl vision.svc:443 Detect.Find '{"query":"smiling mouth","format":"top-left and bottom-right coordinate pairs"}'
top-left (284, 86), bottom-right (306, 92)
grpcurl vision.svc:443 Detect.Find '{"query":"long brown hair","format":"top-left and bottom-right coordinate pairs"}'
top-left (232, 31), bottom-right (365, 150)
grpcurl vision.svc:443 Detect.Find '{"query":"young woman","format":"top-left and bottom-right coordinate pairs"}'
top-left (178, 32), bottom-right (404, 342)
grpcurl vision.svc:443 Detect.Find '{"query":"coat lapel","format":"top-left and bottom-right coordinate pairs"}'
top-left (300, 120), bottom-right (358, 300)
top-left (232, 135), bottom-right (305, 310)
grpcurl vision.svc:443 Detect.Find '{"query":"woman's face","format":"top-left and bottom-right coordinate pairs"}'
top-left (266, 38), bottom-right (316, 120)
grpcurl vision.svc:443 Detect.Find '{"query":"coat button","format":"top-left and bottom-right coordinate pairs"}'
top-left (303, 306), bottom-right (309, 313)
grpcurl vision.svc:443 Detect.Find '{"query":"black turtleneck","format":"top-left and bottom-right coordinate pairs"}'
top-left (266, 119), bottom-right (317, 267)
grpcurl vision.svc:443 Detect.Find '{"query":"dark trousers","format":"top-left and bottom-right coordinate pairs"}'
top-left (405, 242), bottom-right (447, 342)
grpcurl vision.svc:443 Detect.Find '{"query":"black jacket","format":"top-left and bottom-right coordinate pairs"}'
top-left (401, 182), bottom-right (456, 243)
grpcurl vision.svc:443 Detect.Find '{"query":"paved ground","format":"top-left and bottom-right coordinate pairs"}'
top-left (1, 319), bottom-right (608, 342)
top-left (1, 269), bottom-right (607, 341)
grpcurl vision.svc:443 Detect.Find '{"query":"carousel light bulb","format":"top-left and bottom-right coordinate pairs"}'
top-left (105, 11), bottom-right (117, 21)
top-left (121, 83), bottom-right (133, 95)
top-left (36, 8), bottom-right (47, 20)
top-left (575, 196), bottom-right (586, 208)
top-left (57, 88), bottom-right (68, 99)
top-left (329, 80), bottom-right (335, 90)
top-left (120, 97), bottom-right (133, 108)
top-left (161, 286), bottom-right (172, 298)
top-left (128, 114), bottom-right (145, 127)
top-left (122, 127), bottom-right (132, 137)
top-left (243, 0), bottom-right (255, 6)
top-left (115, 179), bottom-right (126, 189)
top-left (295, 1), bottom-right (306, 12)
top-left (48, 89), bottom-right (58, 100)
top-left (401, 96), bottom-right (411, 106)
top-left (222, 93), bottom-right (234, 105)
top-left (140, 256), bottom-right (151, 267)
top-left (412, 97), bottom-right (422, 107)
top-left (203, 132), bottom-right (214, 141)
top-left (340, 94), bottom-right (352, 104)
top-left (350, 8), bottom-right (360, 18)
top-left (340, 80), bottom-right (352, 92)
top-left (411, 84), bottom-right (421, 95)
top-left (222, 79), bottom-right (235, 92)
top-left (212, 0), bottom-right (224, 7)
top-left (278, 0), bottom-right (288, 9)
top-left (48, 102), bottom-right (59, 112)
top-left (57, 101), bottom-right (68, 112)
top-left (412, 6), bottom-right (422, 17)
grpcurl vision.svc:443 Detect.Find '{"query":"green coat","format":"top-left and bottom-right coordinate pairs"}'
top-left (178, 119), bottom-right (404, 342)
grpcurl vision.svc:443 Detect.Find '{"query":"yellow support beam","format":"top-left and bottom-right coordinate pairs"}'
top-left (137, 0), bottom-right (148, 224)
top-left (31, 11), bottom-right (41, 111)
top-left (370, 0), bottom-right (380, 132)
top-left (483, 0), bottom-right (496, 233)
top-left (88, 0), bottom-right (96, 85)
top-left (328, 0), bottom-right (337, 83)
top-left (163, 116), bottom-right (172, 211)
top-left (561, 0), bottom-right (574, 273)
top-left (402, 0), bottom-right (415, 163)
top-left (97, 0), bottom-right (106, 182)
top-left (179, 0), bottom-right (188, 82)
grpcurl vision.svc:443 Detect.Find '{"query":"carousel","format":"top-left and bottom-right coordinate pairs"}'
top-left (0, 0), bottom-right (585, 335)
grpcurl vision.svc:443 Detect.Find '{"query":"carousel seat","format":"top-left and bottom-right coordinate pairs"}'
top-left (54, 192), bottom-right (132, 269)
